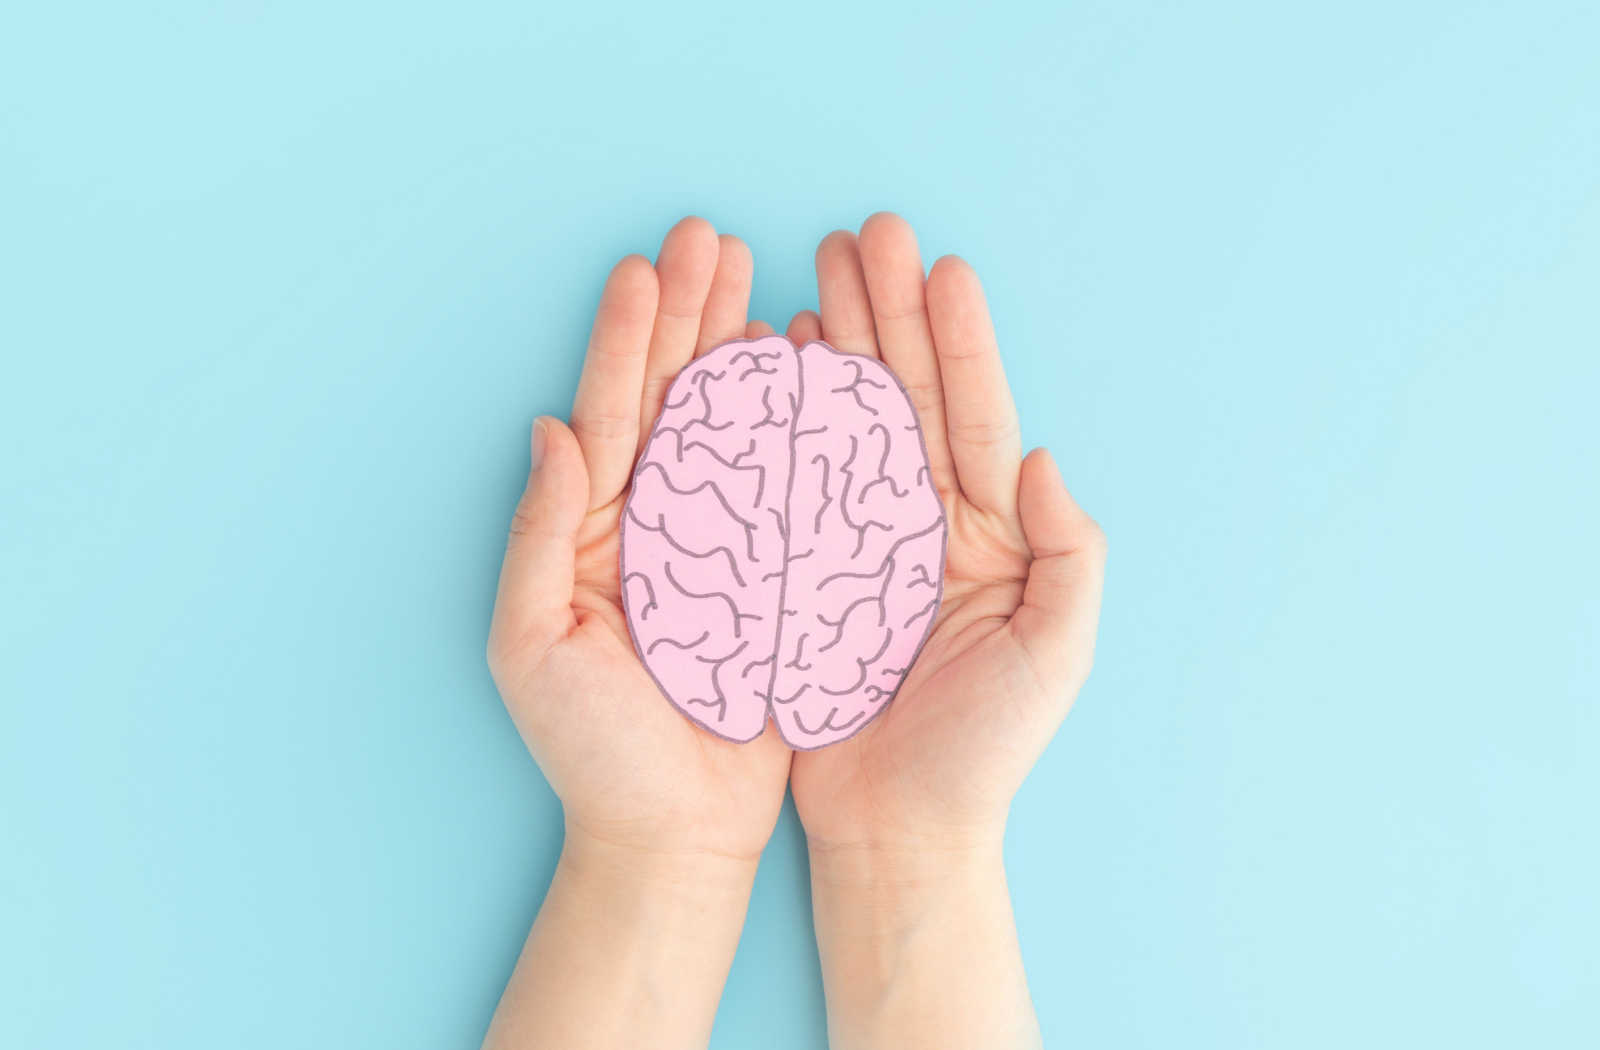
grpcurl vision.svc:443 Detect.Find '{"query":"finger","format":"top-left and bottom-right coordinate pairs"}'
top-left (694, 235), bottom-right (753, 356)
top-left (638, 217), bottom-right (720, 443)
top-left (488, 417), bottom-right (590, 677)
top-left (857, 212), bottom-right (957, 496)
top-left (926, 255), bottom-right (1022, 514)
top-left (570, 254), bottom-right (659, 508)
top-left (815, 230), bottom-right (878, 358)
top-left (745, 319), bottom-right (775, 337)
top-left (786, 309), bottom-right (822, 345)
top-left (1007, 448), bottom-right (1107, 698)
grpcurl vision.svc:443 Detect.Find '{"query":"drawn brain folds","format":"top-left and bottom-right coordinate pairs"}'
top-left (620, 335), bottom-right (948, 749)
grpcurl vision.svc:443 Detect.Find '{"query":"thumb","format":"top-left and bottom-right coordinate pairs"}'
top-left (1008, 447), bottom-right (1108, 698)
top-left (488, 416), bottom-right (591, 677)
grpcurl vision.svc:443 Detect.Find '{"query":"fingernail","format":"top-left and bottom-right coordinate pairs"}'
top-left (530, 419), bottom-right (547, 472)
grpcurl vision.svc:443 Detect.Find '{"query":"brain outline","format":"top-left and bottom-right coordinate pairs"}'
top-left (619, 335), bottom-right (948, 750)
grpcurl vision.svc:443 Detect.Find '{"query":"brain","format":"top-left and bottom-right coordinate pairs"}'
top-left (620, 335), bottom-right (947, 749)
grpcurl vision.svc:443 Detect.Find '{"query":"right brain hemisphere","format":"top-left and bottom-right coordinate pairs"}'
top-left (622, 335), bottom-right (947, 749)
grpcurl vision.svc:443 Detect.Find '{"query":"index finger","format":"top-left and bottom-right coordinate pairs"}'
top-left (926, 255), bottom-right (1022, 515)
top-left (569, 254), bottom-right (660, 509)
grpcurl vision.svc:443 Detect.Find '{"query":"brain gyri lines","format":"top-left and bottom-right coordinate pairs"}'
top-left (620, 336), bottom-right (948, 749)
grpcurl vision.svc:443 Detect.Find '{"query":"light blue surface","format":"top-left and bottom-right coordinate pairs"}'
top-left (3, 2), bottom-right (1597, 1046)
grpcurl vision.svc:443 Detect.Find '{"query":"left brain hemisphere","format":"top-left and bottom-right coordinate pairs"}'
top-left (621, 337), bottom-right (798, 742)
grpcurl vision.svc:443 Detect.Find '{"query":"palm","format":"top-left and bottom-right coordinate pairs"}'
top-left (572, 501), bottom-right (793, 852)
top-left (791, 496), bottom-right (1044, 843)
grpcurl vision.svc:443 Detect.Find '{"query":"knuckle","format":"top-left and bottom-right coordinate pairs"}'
top-left (901, 380), bottom-right (944, 419)
top-left (1083, 519), bottom-right (1109, 558)
top-left (936, 342), bottom-right (991, 362)
top-left (504, 501), bottom-right (561, 549)
top-left (507, 504), bottom-right (540, 540)
top-left (949, 416), bottom-right (1020, 449)
top-left (486, 621), bottom-right (562, 691)
top-left (589, 341), bottom-right (645, 363)
top-left (640, 376), bottom-right (675, 410)
top-left (570, 412), bottom-right (636, 443)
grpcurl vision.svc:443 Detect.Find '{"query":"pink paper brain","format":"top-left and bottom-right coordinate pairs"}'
top-left (620, 335), bottom-right (947, 748)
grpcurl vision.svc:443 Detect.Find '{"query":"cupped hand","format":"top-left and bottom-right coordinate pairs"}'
top-left (786, 214), bottom-right (1108, 856)
top-left (487, 218), bottom-right (792, 864)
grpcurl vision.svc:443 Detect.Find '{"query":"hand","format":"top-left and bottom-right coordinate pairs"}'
top-left (481, 219), bottom-right (793, 1050)
top-left (487, 217), bottom-right (791, 865)
top-left (785, 214), bottom-right (1107, 1050)
top-left (787, 213), bottom-right (1107, 857)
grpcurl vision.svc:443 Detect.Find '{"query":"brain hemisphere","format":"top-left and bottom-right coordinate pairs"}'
top-left (621, 335), bottom-right (946, 748)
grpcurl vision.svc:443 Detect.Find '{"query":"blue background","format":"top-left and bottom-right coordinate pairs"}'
top-left (4, 1), bottom-right (1596, 1046)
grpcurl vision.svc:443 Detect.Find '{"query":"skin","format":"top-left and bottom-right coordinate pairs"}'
top-left (483, 214), bottom-right (1106, 1050)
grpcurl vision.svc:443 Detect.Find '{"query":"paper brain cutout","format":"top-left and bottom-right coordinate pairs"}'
top-left (620, 335), bottom-right (948, 749)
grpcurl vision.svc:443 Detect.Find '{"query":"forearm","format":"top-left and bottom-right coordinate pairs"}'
top-left (483, 826), bottom-right (758, 1050)
top-left (808, 840), bottom-right (1041, 1050)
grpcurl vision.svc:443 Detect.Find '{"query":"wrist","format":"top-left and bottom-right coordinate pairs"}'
top-left (559, 820), bottom-right (761, 912)
top-left (804, 816), bottom-right (1007, 888)
top-left (807, 835), bottom-right (1007, 940)
top-left (805, 836), bottom-right (1038, 1050)
top-left (482, 822), bottom-right (759, 1050)
top-left (549, 825), bottom-right (757, 1029)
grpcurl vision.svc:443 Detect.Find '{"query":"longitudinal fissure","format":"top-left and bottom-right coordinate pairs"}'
top-left (761, 343), bottom-right (805, 715)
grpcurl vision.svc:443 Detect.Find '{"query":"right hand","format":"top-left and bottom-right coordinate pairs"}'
top-left (486, 217), bottom-right (794, 866)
